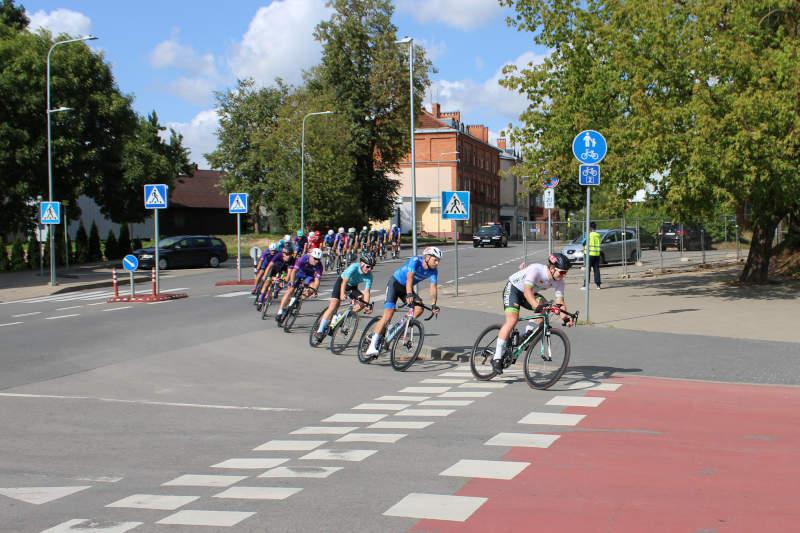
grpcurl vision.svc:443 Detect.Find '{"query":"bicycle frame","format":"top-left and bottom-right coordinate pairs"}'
top-left (510, 306), bottom-right (578, 362)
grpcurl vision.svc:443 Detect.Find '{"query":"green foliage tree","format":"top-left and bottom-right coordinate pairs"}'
top-left (74, 221), bottom-right (88, 263)
top-left (88, 221), bottom-right (101, 262)
top-left (104, 229), bottom-right (118, 260)
top-left (26, 235), bottom-right (39, 270)
top-left (0, 0), bottom-right (28, 33)
top-left (500, 0), bottom-right (800, 282)
top-left (10, 238), bottom-right (25, 270)
top-left (0, 235), bottom-right (9, 271)
top-left (117, 223), bottom-right (131, 255)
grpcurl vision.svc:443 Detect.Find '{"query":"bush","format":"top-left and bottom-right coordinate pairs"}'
top-left (75, 222), bottom-right (89, 263)
top-left (118, 223), bottom-right (131, 255)
top-left (11, 239), bottom-right (26, 271)
top-left (0, 236), bottom-right (9, 272)
top-left (104, 230), bottom-right (119, 260)
top-left (25, 237), bottom-right (40, 270)
top-left (88, 221), bottom-right (102, 262)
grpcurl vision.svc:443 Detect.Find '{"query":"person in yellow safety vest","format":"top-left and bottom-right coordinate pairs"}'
top-left (582, 221), bottom-right (602, 290)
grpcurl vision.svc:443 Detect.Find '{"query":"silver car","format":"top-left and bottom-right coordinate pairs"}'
top-left (561, 229), bottom-right (640, 265)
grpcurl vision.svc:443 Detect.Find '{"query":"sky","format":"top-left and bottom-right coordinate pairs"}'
top-left (22, 0), bottom-right (548, 168)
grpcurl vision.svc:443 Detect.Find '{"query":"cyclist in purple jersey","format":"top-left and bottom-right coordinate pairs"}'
top-left (275, 248), bottom-right (323, 323)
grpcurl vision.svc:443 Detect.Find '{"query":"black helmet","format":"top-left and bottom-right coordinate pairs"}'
top-left (360, 251), bottom-right (376, 267)
top-left (548, 253), bottom-right (571, 271)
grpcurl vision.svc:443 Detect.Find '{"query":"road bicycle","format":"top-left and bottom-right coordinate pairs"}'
top-left (260, 276), bottom-right (286, 319)
top-left (280, 283), bottom-right (318, 333)
top-left (324, 250), bottom-right (336, 272)
top-left (309, 297), bottom-right (373, 353)
top-left (357, 302), bottom-right (437, 371)
top-left (469, 302), bottom-right (579, 390)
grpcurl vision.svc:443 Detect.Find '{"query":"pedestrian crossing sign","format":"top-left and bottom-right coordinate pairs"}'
top-left (229, 193), bottom-right (248, 214)
top-left (441, 191), bottom-right (470, 221)
top-left (144, 184), bottom-right (168, 209)
top-left (39, 201), bottom-right (61, 225)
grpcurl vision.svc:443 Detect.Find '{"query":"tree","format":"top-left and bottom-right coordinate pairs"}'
top-left (104, 229), bottom-right (118, 260)
top-left (0, 0), bottom-right (28, 33)
top-left (0, 235), bottom-right (9, 271)
top-left (88, 221), bottom-right (101, 262)
top-left (74, 221), bottom-right (88, 263)
top-left (118, 223), bottom-right (131, 255)
top-left (25, 235), bottom-right (39, 270)
top-left (313, 0), bottom-right (433, 222)
top-left (500, 0), bottom-right (800, 282)
top-left (10, 238), bottom-right (25, 270)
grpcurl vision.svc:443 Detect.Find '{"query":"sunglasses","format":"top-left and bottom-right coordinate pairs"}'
top-left (361, 264), bottom-right (374, 270)
top-left (555, 269), bottom-right (568, 274)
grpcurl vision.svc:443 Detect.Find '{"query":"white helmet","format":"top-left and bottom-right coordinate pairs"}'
top-left (328, 229), bottom-right (334, 235)
top-left (362, 226), bottom-right (368, 231)
top-left (348, 227), bottom-right (356, 233)
top-left (310, 248), bottom-right (323, 260)
top-left (283, 234), bottom-right (291, 242)
top-left (338, 227), bottom-right (345, 234)
top-left (268, 243), bottom-right (277, 252)
top-left (423, 246), bottom-right (443, 259)
top-left (391, 223), bottom-right (397, 229)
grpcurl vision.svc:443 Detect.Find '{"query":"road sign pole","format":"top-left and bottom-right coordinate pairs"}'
top-left (63, 204), bottom-right (69, 271)
top-left (584, 187), bottom-right (591, 322)
top-left (547, 209), bottom-right (552, 255)
top-left (237, 212), bottom-right (242, 282)
top-left (455, 227), bottom-right (459, 297)
top-left (130, 271), bottom-right (135, 297)
top-left (154, 209), bottom-right (160, 294)
top-left (523, 221), bottom-right (528, 265)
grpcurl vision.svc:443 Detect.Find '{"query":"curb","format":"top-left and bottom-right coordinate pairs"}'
top-left (418, 345), bottom-right (469, 363)
top-left (52, 275), bottom-right (152, 295)
top-left (215, 280), bottom-right (256, 286)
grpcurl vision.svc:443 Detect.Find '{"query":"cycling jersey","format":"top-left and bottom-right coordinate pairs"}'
top-left (294, 236), bottom-right (308, 253)
top-left (340, 262), bottom-right (373, 290)
top-left (324, 234), bottom-right (335, 247)
top-left (308, 233), bottom-right (321, 249)
top-left (392, 256), bottom-right (438, 286)
top-left (293, 253), bottom-right (323, 281)
top-left (358, 230), bottom-right (369, 244)
top-left (508, 263), bottom-right (565, 299)
top-left (267, 251), bottom-right (291, 274)
top-left (391, 228), bottom-right (401, 242)
top-left (378, 229), bottom-right (387, 242)
top-left (257, 250), bottom-right (273, 270)
top-left (368, 230), bottom-right (379, 242)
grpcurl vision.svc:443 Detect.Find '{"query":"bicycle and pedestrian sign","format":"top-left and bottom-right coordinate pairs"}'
top-left (39, 201), bottom-right (61, 225)
top-left (572, 130), bottom-right (607, 164)
top-left (122, 254), bottom-right (139, 272)
top-left (144, 184), bottom-right (168, 209)
top-left (579, 164), bottom-right (601, 186)
top-left (441, 191), bottom-right (470, 220)
top-left (229, 193), bottom-right (248, 214)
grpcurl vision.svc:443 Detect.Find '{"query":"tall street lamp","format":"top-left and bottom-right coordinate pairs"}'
top-left (47, 34), bottom-right (97, 286)
top-left (301, 110), bottom-right (334, 231)
top-left (396, 36), bottom-right (417, 256)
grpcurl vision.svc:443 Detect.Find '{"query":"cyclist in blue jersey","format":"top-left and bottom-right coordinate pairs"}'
top-left (324, 229), bottom-right (336, 249)
top-left (390, 224), bottom-right (401, 258)
top-left (364, 246), bottom-right (442, 357)
top-left (313, 251), bottom-right (376, 343)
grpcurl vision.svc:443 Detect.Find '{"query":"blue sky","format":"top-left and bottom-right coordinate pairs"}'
top-left (23, 0), bottom-right (548, 167)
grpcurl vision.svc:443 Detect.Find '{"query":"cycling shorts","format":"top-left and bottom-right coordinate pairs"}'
top-left (293, 275), bottom-right (315, 289)
top-left (502, 281), bottom-right (544, 313)
top-left (384, 279), bottom-right (420, 310)
top-left (331, 276), bottom-right (363, 300)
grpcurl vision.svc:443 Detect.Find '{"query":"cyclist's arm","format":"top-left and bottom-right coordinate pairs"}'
top-left (405, 271), bottom-right (415, 302)
top-left (429, 282), bottom-right (438, 307)
top-left (523, 284), bottom-right (540, 309)
top-left (340, 275), bottom-right (350, 300)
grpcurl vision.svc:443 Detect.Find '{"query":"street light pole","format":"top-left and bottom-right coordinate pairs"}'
top-left (396, 37), bottom-right (416, 256)
top-left (46, 34), bottom-right (96, 286)
top-left (301, 110), bottom-right (334, 231)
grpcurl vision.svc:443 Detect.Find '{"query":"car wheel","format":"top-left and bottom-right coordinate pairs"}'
top-left (209, 255), bottom-right (220, 268)
top-left (473, 243), bottom-right (478, 248)
top-left (503, 240), bottom-right (508, 248)
top-left (158, 258), bottom-right (168, 270)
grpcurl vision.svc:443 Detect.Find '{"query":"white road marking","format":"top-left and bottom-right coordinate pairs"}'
top-left (211, 458), bottom-right (289, 470)
top-left (420, 378), bottom-right (468, 384)
top-left (0, 393), bottom-right (299, 412)
top-left (396, 409), bottom-right (454, 417)
top-left (439, 391), bottom-right (492, 398)
top-left (162, 474), bottom-right (246, 488)
top-left (106, 494), bottom-right (199, 510)
top-left (300, 449), bottom-right (377, 462)
top-left (336, 433), bottom-right (406, 444)
top-left (156, 510), bottom-right (255, 527)
top-left (55, 305), bottom-right (82, 311)
top-left (368, 421), bottom-right (434, 429)
top-left (399, 387), bottom-right (450, 394)
top-left (420, 400), bottom-right (473, 407)
top-left (215, 291), bottom-right (252, 298)
top-left (440, 459), bottom-right (530, 480)
top-left (87, 302), bottom-right (107, 306)
top-left (567, 381), bottom-right (621, 391)
top-left (486, 432), bottom-right (560, 448)
top-left (322, 413), bottom-right (386, 423)
top-left (73, 476), bottom-right (122, 483)
top-left (384, 493), bottom-right (487, 522)
top-left (11, 312), bottom-right (40, 317)
top-left (291, 426), bottom-right (358, 435)
top-left (547, 396), bottom-right (605, 407)
top-left (103, 306), bottom-right (132, 312)
top-left (0, 321), bottom-right (23, 327)
top-left (45, 314), bottom-right (80, 320)
top-left (518, 412), bottom-right (585, 426)
top-left (214, 486), bottom-right (302, 500)
top-left (253, 440), bottom-right (326, 452)
top-left (352, 403), bottom-right (409, 411)
top-left (437, 372), bottom-right (473, 378)
top-left (40, 519), bottom-right (142, 533)
top-left (0, 486), bottom-right (90, 505)
top-left (259, 466), bottom-right (342, 478)
top-left (458, 382), bottom-right (507, 389)
top-left (375, 395), bottom-right (430, 402)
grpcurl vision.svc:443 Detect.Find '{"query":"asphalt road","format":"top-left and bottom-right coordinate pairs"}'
top-left (0, 243), bottom-right (797, 532)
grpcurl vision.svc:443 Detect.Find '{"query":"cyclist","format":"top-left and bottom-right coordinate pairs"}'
top-left (491, 253), bottom-right (574, 374)
top-left (275, 247), bottom-right (323, 324)
top-left (364, 246), bottom-right (442, 357)
top-left (358, 225), bottom-right (369, 252)
top-left (252, 242), bottom-right (278, 295)
top-left (345, 227), bottom-right (358, 262)
top-left (367, 226), bottom-right (379, 253)
top-left (390, 224), bottom-right (401, 257)
top-left (324, 229), bottom-right (336, 250)
top-left (377, 226), bottom-right (387, 257)
top-left (307, 229), bottom-right (322, 251)
top-left (294, 230), bottom-right (309, 256)
top-left (313, 251), bottom-right (375, 343)
top-left (256, 244), bottom-right (293, 304)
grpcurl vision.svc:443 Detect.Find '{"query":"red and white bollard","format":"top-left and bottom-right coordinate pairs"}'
top-left (112, 268), bottom-right (119, 298)
top-left (151, 267), bottom-right (157, 296)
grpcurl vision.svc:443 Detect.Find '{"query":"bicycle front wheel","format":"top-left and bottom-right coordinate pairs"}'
top-left (523, 328), bottom-right (571, 390)
top-left (261, 291), bottom-right (274, 319)
top-left (330, 312), bottom-right (359, 354)
top-left (390, 319), bottom-right (425, 371)
top-left (282, 302), bottom-right (299, 332)
top-left (357, 317), bottom-right (381, 364)
top-left (309, 309), bottom-right (327, 348)
top-left (470, 325), bottom-right (501, 380)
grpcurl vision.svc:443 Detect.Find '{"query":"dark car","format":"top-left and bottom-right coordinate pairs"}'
top-left (657, 223), bottom-right (708, 251)
top-left (473, 224), bottom-right (508, 248)
top-left (134, 235), bottom-right (228, 270)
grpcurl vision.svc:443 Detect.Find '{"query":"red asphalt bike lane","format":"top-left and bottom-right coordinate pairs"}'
top-left (412, 376), bottom-right (800, 532)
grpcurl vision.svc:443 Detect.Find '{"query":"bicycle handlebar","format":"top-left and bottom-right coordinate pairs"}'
top-left (399, 300), bottom-right (439, 321)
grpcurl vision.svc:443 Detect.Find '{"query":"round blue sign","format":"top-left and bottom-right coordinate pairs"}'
top-left (572, 130), bottom-right (607, 164)
top-left (122, 254), bottom-right (139, 272)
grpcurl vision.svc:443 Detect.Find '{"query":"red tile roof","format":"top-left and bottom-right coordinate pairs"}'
top-left (170, 169), bottom-right (228, 209)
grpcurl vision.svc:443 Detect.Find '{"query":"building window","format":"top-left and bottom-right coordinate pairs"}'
top-left (431, 206), bottom-right (440, 214)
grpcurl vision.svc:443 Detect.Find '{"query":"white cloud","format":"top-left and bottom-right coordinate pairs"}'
top-left (418, 38), bottom-right (447, 62)
top-left (396, 0), bottom-right (501, 30)
top-left (150, 37), bottom-right (218, 78)
top-left (28, 8), bottom-right (91, 37)
top-left (167, 77), bottom-right (218, 106)
top-left (167, 109), bottom-right (220, 168)
top-left (229, 0), bottom-right (332, 86)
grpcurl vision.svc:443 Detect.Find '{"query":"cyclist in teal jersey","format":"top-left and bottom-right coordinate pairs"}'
top-left (313, 252), bottom-right (376, 342)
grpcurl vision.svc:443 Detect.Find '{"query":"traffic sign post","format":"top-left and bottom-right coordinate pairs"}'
top-left (572, 130), bottom-right (607, 164)
top-left (122, 254), bottom-right (139, 296)
top-left (229, 193), bottom-right (248, 282)
top-left (543, 189), bottom-right (555, 254)
top-left (144, 184), bottom-right (168, 293)
top-left (441, 191), bottom-right (470, 296)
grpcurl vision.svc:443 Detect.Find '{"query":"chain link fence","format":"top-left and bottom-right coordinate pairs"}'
top-left (519, 215), bottom-right (747, 277)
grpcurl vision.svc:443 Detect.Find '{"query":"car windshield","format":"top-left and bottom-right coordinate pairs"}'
top-left (159, 236), bottom-right (182, 248)
top-left (477, 226), bottom-right (500, 236)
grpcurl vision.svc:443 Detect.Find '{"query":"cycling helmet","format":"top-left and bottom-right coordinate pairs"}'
top-left (360, 251), bottom-right (376, 267)
top-left (348, 227), bottom-right (356, 234)
top-left (297, 230), bottom-right (305, 237)
top-left (423, 246), bottom-right (443, 259)
top-left (338, 227), bottom-right (345, 234)
top-left (328, 229), bottom-right (334, 236)
top-left (548, 253), bottom-right (571, 271)
top-left (310, 248), bottom-right (323, 260)
top-left (283, 234), bottom-right (291, 242)
top-left (391, 223), bottom-right (397, 229)
top-left (268, 243), bottom-right (277, 252)
top-left (362, 226), bottom-right (367, 231)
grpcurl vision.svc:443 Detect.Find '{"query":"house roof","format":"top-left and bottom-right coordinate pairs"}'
top-left (170, 169), bottom-right (228, 209)
top-left (418, 110), bottom-right (451, 129)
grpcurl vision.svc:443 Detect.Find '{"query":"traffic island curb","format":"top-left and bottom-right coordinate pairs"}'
top-left (107, 293), bottom-right (188, 303)
top-left (418, 345), bottom-right (470, 363)
top-left (215, 279), bottom-right (255, 286)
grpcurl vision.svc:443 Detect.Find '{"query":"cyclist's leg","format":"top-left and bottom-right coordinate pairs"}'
top-left (495, 283), bottom-right (523, 363)
top-left (277, 271), bottom-right (297, 313)
top-left (366, 281), bottom-right (401, 353)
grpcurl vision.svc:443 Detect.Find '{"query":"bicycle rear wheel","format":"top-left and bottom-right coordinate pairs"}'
top-left (330, 311), bottom-right (359, 354)
top-left (390, 319), bottom-right (424, 371)
top-left (282, 301), bottom-right (300, 332)
top-left (523, 328), bottom-right (570, 390)
top-left (470, 325), bottom-right (501, 380)
top-left (261, 289), bottom-right (275, 319)
top-left (309, 309), bottom-right (327, 347)
top-left (357, 317), bottom-right (382, 364)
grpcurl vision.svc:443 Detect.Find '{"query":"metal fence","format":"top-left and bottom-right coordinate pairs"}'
top-left (519, 215), bottom-right (747, 277)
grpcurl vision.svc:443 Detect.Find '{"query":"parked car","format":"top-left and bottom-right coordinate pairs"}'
top-left (134, 235), bottom-right (228, 270)
top-left (657, 223), bottom-right (708, 251)
top-left (561, 229), bottom-right (641, 265)
top-left (638, 227), bottom-right (657, 250)
top-left (473, 224), bottom-right (508, 248)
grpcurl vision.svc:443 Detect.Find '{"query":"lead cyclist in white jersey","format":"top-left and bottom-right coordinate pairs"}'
top-left (492, 253), bottom-right (574, 374)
